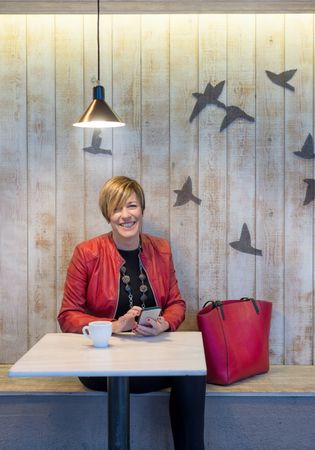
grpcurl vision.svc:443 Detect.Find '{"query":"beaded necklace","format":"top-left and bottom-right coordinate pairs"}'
top-left (120, 247), bottom-right (148, 309)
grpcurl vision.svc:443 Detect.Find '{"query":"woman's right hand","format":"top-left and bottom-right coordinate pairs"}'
top-left (112, 306), bottom-right (142, 333)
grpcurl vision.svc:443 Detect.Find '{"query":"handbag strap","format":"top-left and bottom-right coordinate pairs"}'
top-left (202, 300), bottom-right (225, 319)
top-left (202, 297), bottom-right (260, 320)
top-left (240, 297), bottom-right (260, 314)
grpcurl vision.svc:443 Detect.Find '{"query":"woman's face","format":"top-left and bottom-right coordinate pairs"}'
top-left (109, 192), bottom-right (143, 250)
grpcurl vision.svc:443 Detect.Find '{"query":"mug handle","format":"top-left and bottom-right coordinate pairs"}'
top-left (82, 326), bottom-right (90, 337)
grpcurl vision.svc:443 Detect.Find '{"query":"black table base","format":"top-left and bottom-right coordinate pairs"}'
top-left (108, 376), bottom-right (130, 450)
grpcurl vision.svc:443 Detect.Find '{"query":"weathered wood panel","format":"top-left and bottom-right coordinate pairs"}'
top-left (284, 14), bottom-right (314, 364)
top-left (226, 15), bottom-right (256, 299)
top-left (2, 1), bottom-right (315, 14)
top-left (198, 14), bottom-right (227, 306)
top-left (170, 15), bottom-right (199, 329)
top-left (84, 15), bottom-right (113, 239)
top-left (256, 14), bottom-right (285, 364)
top-left (112, 15), bottom-right (141, 180)
top-left (55, 16), bottom-right (85, 314)
top-left (141, 15), bottom-right (170, 240)
top-left (27, 15), bottom-right (57, 346)
top-left (0, 16), bottom-right (28, 362)
top-left (0, 13), bottom-right (314, 364)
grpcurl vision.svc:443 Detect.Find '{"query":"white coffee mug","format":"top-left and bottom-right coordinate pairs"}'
top-left (82, 321), bottom-right (112, 348)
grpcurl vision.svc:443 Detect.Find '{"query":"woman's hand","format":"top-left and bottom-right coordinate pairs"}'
top-left (112, 306), bottom-right (142, 333)
top-left (133, 316), bottom-right (170, 336)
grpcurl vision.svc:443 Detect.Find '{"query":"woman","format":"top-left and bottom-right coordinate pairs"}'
top-left (58, 176), bottom-right (205, 450)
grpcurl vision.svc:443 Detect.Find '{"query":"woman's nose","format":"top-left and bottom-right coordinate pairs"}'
top-left (120, 207), bottom-right (130, 218)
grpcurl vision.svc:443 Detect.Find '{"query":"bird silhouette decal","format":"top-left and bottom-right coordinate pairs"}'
top-left (83, 129), bottom-right (112, 155)
top-left (265, 69), bottom-right (297, 91)
top-left (189, 81), bottom-right (225, 123)
top-left (303, 179), bottom-right (315, 206)
top-left (216, 101), bottom-right (255, 132)
top-left (294, 134), bottom-right (315, 159)
top-left (173, 176), bottom-right (201, 207)
top-left (229, 223), bottom-right (262, 256)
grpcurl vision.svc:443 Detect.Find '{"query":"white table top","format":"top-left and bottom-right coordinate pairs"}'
top-left (9, 332), bottom-right (206, 378)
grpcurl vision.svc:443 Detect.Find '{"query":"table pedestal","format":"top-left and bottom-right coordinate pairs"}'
top-left (108, 377), bottom-right (130, 450)
top-left (9, 333), bottom-right (206, 450)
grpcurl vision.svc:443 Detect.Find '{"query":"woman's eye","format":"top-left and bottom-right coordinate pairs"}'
top-left (128, 204), bottom-right (138, 208)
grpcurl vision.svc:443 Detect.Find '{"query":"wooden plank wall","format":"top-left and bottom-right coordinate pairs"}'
top-left (0, 14), bottom-right (314, 364)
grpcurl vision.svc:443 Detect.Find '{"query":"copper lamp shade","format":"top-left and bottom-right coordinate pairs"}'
top-left (73, 86), bottom-right (125, 128)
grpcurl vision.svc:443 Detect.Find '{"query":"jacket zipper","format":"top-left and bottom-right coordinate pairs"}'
top-left (112, 257), bottom-right (125, 320)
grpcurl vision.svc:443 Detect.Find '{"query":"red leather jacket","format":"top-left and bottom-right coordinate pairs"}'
top-left (58, 232), bottom-right (186, 333)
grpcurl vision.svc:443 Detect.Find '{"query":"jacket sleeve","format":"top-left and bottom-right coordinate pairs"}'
top-left (57, 245), bottom-right (113, 333)
top-left (161, 247), bottom-right (186, 331)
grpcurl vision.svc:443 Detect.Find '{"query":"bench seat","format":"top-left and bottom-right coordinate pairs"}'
top-left (1, 364), bottom-right (314, 450)
top-left (2, 364), bottom-right (315, 395)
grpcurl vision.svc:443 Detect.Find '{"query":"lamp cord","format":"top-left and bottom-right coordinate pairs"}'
top-left (97, 0), bottom-right (100, 83)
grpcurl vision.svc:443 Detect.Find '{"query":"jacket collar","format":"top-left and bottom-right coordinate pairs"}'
top-left (107, 231), bottom-right (149, 264)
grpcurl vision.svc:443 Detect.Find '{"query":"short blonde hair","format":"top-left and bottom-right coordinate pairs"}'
top-left (99, 176), bottom-right (145, 222)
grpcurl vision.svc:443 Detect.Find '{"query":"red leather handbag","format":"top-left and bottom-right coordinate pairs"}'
top-left (197, 297), bottom-right (272, 385)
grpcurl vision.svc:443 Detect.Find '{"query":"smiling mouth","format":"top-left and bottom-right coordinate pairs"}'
top-left (119, 222), bottom-right (136, 229)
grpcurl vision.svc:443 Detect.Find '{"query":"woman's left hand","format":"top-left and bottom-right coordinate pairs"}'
top-left (133, 316), bottom-right (170, 336)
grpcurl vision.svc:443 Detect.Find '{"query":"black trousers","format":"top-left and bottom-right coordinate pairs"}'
top-left (79, 375), bottom-right (206, 450)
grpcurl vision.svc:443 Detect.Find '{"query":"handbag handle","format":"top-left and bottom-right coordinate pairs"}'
top-left (240, 297), bottom-right (260, 314)
top-left (202, 300), bottom-right (225, 319)
top-left (202, 297), bottom-right (260, 320)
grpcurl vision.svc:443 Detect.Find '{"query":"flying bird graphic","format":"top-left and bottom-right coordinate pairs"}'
top-left (303, 179), bottom-right (315, 206)
top-left (216, 102), bottom-right (255, 132)
top-left (265, 69), bottom-right (297, 91)
top-left (229, 223), bottom-right (262, 256)
top-left (294, 134), bottom-right (315, 159)
top-left (189, 81), bottom-right (225, 123)
top-left (173, 176), bottom-right (201, 207)
top-left (83, 129), bottom-right (112, 155)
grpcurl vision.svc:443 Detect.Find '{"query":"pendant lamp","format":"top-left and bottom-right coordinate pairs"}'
top-left (73, 0), bottom-right (125, 128)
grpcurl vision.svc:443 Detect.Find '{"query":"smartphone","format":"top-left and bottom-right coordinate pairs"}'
top-left (138, 307), bottom-right (162, 326)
